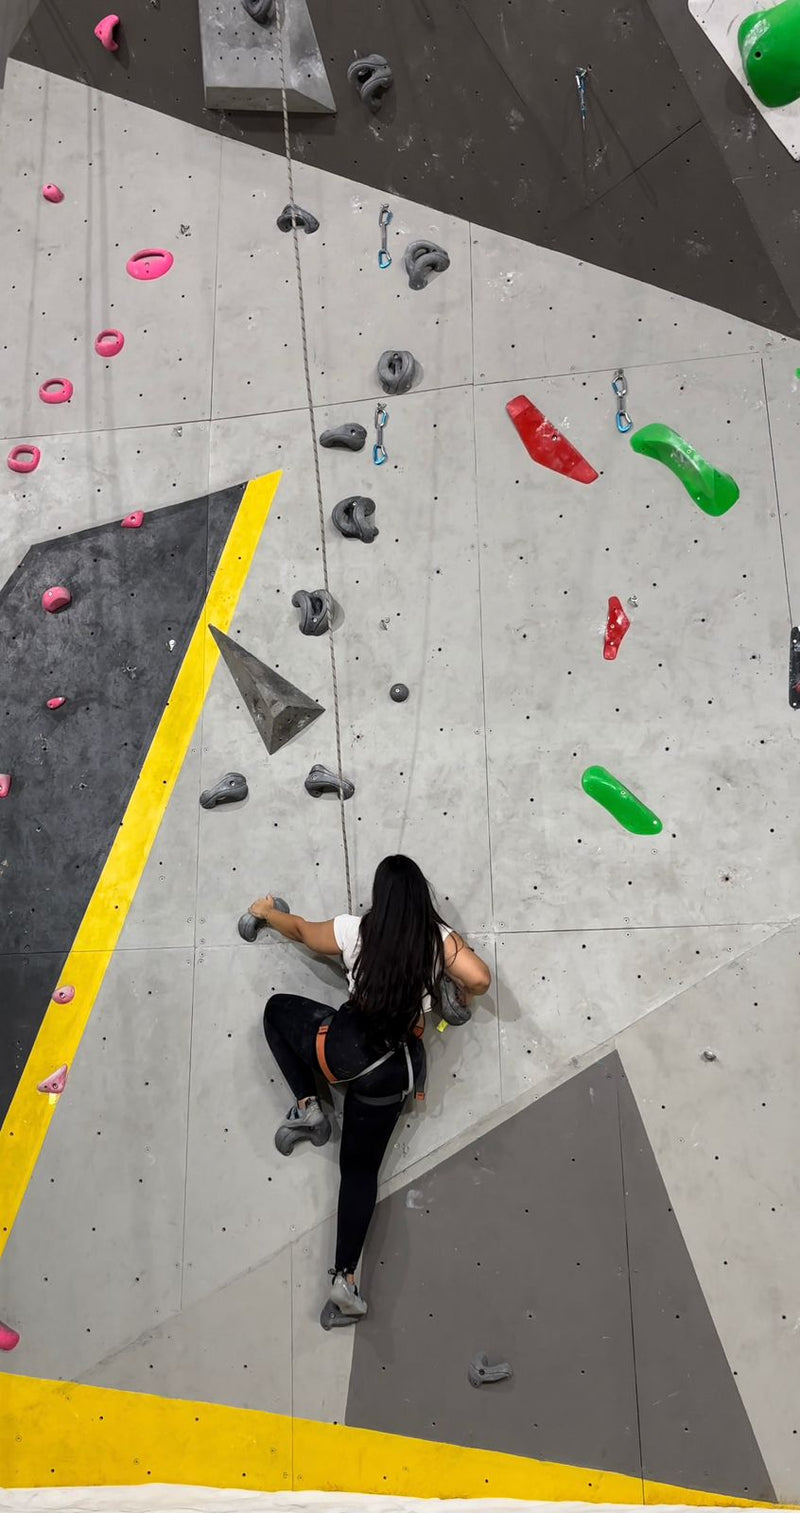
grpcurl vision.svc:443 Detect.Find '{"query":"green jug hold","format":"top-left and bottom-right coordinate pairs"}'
top-left (739, 0), bottom-right (800, 107)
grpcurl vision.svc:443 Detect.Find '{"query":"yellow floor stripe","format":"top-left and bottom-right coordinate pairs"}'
top-left (0, 1374), bottom-right (786, 1505)
top-left (0, 472), bottom-right (280, 1255)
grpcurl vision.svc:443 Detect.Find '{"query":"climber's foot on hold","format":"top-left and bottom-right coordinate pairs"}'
top-left (274, 1096), bottom-right (331, 1155)
top-left (320, 1271), bottom-right (368, 1329)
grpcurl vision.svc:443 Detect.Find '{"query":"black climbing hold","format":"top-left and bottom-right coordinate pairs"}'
top-left (320, 423), bottom-right (367, 452)
top-left (439, 976), bottom-right (472, 1026)
top-left (468, 1352), bottom-right (513, 1387)
top-left (377, 350), bottom-right (417, 396)
top-left (291, 588), bottom-right (333, 637)
top-left (332, 497), bottom-right (378, 543)
top-left (199, 771), bottom-right (248, 809)
top-left (209, 625), bottom-right (325, 756)
top-left (789, 626), bottom-right (800, 708)
top-left (347, 54), bottom-right (393, 112)
top-left (389, 683), bottom-right (409, 703)
top-left (237, 896), bottom-right (289, 944)
top-left (277, 204), bottom-right (319, 235)
top-left (404, 240), bottom-right (450, 291)
top-left (305, 763), bottom-right (355, 800)
top-left (320, 1299), bottom-right (359, 1330)
top-left (241, 0), bottom-right (275, 21)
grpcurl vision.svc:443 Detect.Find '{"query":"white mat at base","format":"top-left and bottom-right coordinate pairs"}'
top-left (0, 1490), bottom-right (777, 1513)
top-left (688, 0), bottom-right (800, 158)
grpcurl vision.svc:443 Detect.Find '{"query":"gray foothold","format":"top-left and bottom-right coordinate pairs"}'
top-left (237, 895), bottom-right (289, 943)
top-left (241, 0), bottom-right (275, 21)
top-left (320, 1299), bottom-right (359, 1330)
top-left (390, 683), bottom-right (409, 703)
top-left (347, 53), bottom-right (393, 111)
top-left (305, 763), bottom-right (355, 800)
top-left (332, 496), bottom-right (378, 543)
top-left (468, 1352), bottom-right (513, 1388)
top-left (701, 1049), bottom-right (718, 1062)
top-left (404, 239), bottom-right (450, 291)
top-left (320, 423), bottom-right (367, 451)
top-left (377, 349), bottom-right (417, 396)
top-left (291, 588), bottom-right (333, 636)
top-left (439, 976), bottom-right (472, 1026)
top-left (209, 626), bottom-right (325, 756)
top-left (199, 771), bottom-right (249, 809)
top-left (277, 203), bottom-right (319, 234)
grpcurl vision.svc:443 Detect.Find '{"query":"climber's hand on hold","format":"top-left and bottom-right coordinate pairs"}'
top-left (249, 895), bottom-right (275, 920)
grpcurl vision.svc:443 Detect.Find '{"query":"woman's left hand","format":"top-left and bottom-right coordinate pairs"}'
top-left (249, 895), bottom-right (275, 920)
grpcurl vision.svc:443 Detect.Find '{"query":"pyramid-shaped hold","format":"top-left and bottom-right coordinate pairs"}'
top-left (209, 624), bottom-right (324, 754)
top-left (198, 0), bottom-right (335, 114)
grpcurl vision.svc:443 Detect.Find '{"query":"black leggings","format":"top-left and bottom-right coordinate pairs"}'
top-left (263, 993), bottom-right (409, 1275)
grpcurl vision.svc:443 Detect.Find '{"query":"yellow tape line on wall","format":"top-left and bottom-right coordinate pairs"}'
top-left (0, 472), bottom-right (280, 1256)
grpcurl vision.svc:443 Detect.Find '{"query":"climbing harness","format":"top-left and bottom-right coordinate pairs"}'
top-left (612, 369), bottom-right (632, 434)
top-left (373, 403), bottom-right (389, 465)
top-left (316, 1013), bottom-right (424, 1105)
top-left (575, 66), bottom-right (588, 132)
top-left (275, 0), bottom-right (353, 909)
top-left (378, 203), bottom-right (392, 269)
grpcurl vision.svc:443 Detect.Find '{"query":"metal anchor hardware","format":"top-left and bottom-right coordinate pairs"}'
top-left (378, 203), bottom-right (392, 269)
top-left (373, 402), bottom-right (389, 465)
top-left (612, 368), bottom-right (632, 433)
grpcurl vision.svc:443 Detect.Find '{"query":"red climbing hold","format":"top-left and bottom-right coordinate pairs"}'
top-left (42, 586), bottom-right (71, 613)
top-left (42, 184), bottom-right (64, 203)
top-left (52, 985), bottom-right (75, 1004)
top-left (0, 1320), bottom-right (20, 1352)
top-left (94, 329), bottom-right (125, 358)
top-left (506, 395), bottom-right (598, 484)
top-left (126, 248), bottom-right (174, 281)
top-left (121, 510), bottom-right (144, 528)
top-left (39, 378), bottom-right (73, 405)
top-left (0, 775), bottom-right (11, 799)
top-left (38, 1065), bottom-right (68, 1096)
top-left (7, 444), bottom-right (41, 474)
top-left (604, 596), bottom-right (630, 661)
top-left (94, 13), bottom-right (120, 49)
top-left (47, 697), bottom-right (67, 710)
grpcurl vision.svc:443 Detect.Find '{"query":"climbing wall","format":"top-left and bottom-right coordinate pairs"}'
top-left (1, 14), bottom-right (800, 1508)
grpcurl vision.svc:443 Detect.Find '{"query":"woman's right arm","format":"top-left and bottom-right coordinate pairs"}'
top-left (444, 931), bottom-right (492, 996)
top-left (249, 896), bottom-right (340, 955)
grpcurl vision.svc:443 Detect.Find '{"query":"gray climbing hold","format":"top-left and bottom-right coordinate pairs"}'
top-left (404, 239), bottom-right (450, 291)
top-left (377, 349), bottom-right (417, 396)
top-left (347, 53), bottom-right (393, 111)
top-left (389, 683), bottom-right (409, 703)
top-left (332, 496), bottom-right (378, 543)
top-left (199, 771), bottom-right (248, 809)
top-left (209, 625), bottom-right (325, 756)
top-left (291, 588), bottom-right (333, 637)
top-left (241, 0), bottom-right (275, 21)
top-left (320, 423), bottom-right (367, 451)
top-left (701, 1049), bottom-right (718, 1062)
top-left (468, 1353), bottom-right (513, 1388)
top-left (305, 763), bottom-right (355, 800)
top-left (320, 1299), bottom-right (359, 1330)
top-left (237, 896), bottom-right (289, 944)
top-left (277, 203), bottom-right (319, 234)
top-left (439, 976), bottom-right (472, 1026)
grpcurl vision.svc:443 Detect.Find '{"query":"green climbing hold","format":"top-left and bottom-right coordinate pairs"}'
top-left (630, 423), bottom-right (739, 517)
top-left (582, 766), bottom-right (662, 836)
top-left (738, 0), bottom-right (800, 108)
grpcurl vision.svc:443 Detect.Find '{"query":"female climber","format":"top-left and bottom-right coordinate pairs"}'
top-left (251, 853), bottom-right (492, 1327)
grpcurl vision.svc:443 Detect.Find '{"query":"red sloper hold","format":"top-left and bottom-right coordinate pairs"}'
top-left (604, 595), bottom-right (630, 661)
top-left (506, 395), bottom-right (598, 484)
top-left (0, 1319), bottom-right (20, 1351)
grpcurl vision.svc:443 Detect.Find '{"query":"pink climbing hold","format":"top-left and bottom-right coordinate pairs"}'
top-left (94, 328), bottom-right (125, 358)
top-left (604, 595), bottom-right (631, 661)
top-left (0, 1321), bottom-right (20, 1352)
top-left (126, 248), bottom-right (174, 281)
top-left (7, 444), bottom-right (41, 473)
top-left (47, 697), bottom-right (67, 710)
top-left (42, 184), bottom-right (64, 203)
top-left (121, 509), bottom-right (144, 528)
top-left (94, 13), bottom-right (120, 49)
top-left (42, 586), bottom-right (71, 613)
top-left (0, 775), bottom-right (11, 799)
top-left (52, 985), bottom-right (75, 1004)
top-left (38, 1065), bottom-right (68, 1096)
top-left (39, 377), bottom-right (73, 405)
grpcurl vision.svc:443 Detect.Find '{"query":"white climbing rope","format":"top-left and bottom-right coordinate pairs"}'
top-left (275, 0), bottom-right (353, 912)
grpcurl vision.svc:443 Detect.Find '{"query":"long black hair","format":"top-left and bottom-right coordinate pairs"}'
top-left (351, 855), bottom-right (448, 1041)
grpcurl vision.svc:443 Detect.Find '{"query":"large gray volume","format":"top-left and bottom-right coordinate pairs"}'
top-left (209, 624), bottom-right (324, 755)
top-left (198, 0), bottom-right (335, 113)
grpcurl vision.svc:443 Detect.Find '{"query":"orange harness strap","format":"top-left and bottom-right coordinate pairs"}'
top-left (315, 1022), bottom-right (337, 1084)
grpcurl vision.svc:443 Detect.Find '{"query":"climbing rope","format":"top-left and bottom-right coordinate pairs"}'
top-left (275, 0), bottom-right (353, 912)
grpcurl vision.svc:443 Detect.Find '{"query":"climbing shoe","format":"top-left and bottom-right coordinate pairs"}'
top-left (320, 1271), bottom-right (368, 1329)
top-left (274, 1097), bottom-right (331, 1155)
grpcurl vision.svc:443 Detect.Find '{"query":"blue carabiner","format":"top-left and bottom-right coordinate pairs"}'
top-left (373, 402), bottom-right (389, 464)
top-left (615, 409), bottom-right (633, 434)
top-left (378, 204), bottom-right (392, 270)
top-left (612, 368), bottom-right (632, 434)
top-left (378, 249), bottom-right (392, 270)
top-left (373, 442), bottom-right (388, 464)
